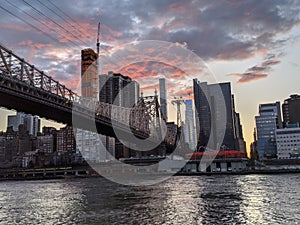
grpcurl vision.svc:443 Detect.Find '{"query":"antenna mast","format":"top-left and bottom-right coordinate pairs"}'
top-left (97, 22), bottom-right (100, 59)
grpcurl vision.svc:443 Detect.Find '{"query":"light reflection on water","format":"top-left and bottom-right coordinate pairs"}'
top-left (0, 174), bottom-right (299, 224)
top-left (0, 180), bottom-right (86, 224)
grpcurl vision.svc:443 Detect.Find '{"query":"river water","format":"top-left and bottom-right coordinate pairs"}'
top-left (0, 174), bottom-right (299, 224)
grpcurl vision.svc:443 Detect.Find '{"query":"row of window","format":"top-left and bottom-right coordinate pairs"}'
top-left (277, 135), bottom-right (300, 139)
top-left (277, 140), bottom-right (300, 143)
top-left (278, 147), bottom-right (299, 151)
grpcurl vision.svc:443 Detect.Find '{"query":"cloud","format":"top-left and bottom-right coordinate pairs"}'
top-left (261, 59), bottom-right (280, 67)
top-left (1, 0), bottom-right (300, 89)
top-left (229, 73), bottom-right (268, 84)
top-left (116, 61), bottom-right (189, 81)
top-left (228, 54), bottom-right (281, 83)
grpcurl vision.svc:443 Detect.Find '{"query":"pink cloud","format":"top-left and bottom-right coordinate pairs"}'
top-left (229, 73), bottom-right (268, 83)
top-left (228, 53), bottom-right (281, 84)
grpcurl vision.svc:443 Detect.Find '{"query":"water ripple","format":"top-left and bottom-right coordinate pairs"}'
top-left (0, 174), bottom-right (299, 224)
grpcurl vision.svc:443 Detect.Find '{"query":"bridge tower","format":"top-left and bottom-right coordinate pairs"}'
top-left (131, 92), bottom-right (166, 157)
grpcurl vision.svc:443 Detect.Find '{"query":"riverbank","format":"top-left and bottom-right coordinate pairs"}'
top-left (0, 166), bottom-right (100, 181)
top-left (175, 169), bottom-right (300, 176)
top-left (1, 167), bottom-right (300, 181)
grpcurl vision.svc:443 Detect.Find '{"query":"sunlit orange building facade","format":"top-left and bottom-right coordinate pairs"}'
top-left (81, 48), bottom-right (98, 99)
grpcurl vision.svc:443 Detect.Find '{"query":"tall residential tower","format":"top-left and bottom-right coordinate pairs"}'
top-left (77, 48), bottom-right (102, 162)
top-left (159, 78), bottom-right (168, 121)
top-left (81, 48), bottom-right (98, 99)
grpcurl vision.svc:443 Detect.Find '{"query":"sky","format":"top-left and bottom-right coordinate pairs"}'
top-left (1, 0), bottom-right (300, 155)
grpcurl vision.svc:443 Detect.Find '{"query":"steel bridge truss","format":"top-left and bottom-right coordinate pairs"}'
top-left (0, 44), bottom-right (164, 141)
top-left (0, 44), bottom-right (78, 101)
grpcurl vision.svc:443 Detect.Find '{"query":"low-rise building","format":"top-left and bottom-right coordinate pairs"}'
top-left (276, 127), bottom-right (300, 159)
top-left (185, 150), bottom-right (248, 172)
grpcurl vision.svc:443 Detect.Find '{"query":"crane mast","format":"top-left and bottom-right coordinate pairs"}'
top-left (171, 98), bottom-right (184, 127)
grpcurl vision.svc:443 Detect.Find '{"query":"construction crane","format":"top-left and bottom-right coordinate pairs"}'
top-left (171, 97), bottom-right (185, 127)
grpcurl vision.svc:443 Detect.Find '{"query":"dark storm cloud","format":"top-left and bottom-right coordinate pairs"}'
top-left (1, 0), bottom-right (300, 87)
top-left (147, 0), bottom-right (300, 60)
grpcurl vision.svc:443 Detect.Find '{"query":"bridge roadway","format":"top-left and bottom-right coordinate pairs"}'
top-left (0, 44), bottom-right (153, 142)
top-left (0, 73), bottom-right (150, 140)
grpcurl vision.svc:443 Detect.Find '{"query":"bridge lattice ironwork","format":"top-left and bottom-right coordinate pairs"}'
top-left (0, 44), bottom-right (163, 141)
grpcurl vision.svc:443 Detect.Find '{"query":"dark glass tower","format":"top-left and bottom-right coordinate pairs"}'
top-left (99, 71), bottom-right (139, 107)
top-left (282, 94), bottom-right (300, 126)
top-left (193, 79), bottom-right (240, 150)
top-left (99, 71), bottom-right (140, 158)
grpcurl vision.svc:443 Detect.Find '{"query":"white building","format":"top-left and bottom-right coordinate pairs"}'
top-left (31, 115), bottom-right (40, 136)
top-left (184, 100), bottom-right (196, 150)
top-left (75, 129), bottom-right (115, 162)
top-left (276, 127), bottom-right (300, 159)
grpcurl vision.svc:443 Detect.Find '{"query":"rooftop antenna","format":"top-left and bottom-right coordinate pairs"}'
top-left (97, 22), bottom-right (100, 59)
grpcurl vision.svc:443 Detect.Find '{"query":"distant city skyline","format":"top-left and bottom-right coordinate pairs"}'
top-left (7, 112), bottom-right (41, 137)
top-left (1, 1), bottom-right (300, 156)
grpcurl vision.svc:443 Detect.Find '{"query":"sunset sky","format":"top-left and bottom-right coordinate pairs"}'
top-left (1, 0), bottom-right (300, 154)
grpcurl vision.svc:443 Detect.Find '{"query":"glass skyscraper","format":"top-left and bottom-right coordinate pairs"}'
top-left (99, 71), bottom-right (140, 159)
top-left (159, 78), bottom-right (168, 121)
top-left (193, 79), bottom-right (242, 151)
top-left (255, 102), bottom-right (282, 159)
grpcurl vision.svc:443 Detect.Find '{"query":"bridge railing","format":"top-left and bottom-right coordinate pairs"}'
top-left (81, 99), bottom-right (151, 135)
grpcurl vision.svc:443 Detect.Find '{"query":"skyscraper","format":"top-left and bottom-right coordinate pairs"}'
top-left (282, 94), bottom-right (300, 126)
top-left (231, 95), bottom-right (246, 153)
top-left (255, 102), bottom-right (282, 159)
top-left (234, 112), bottom-right (246, 153)
top-left (193, 79), bottom-right (239, 150)
top-left (159, 78), bottom-right (168, 121)
top-left (77, 48), bottom-right (102, 162)
top-left (184, 100), bottom-right (196, 150)
top-left (99, 71), bottom-right (140, 158)
top-left (99, 71), bottom-right (140, 107)
top-left (24, 115), bottom-right (40, 136)
top-left (81, 48), bottom-right (98, 99)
